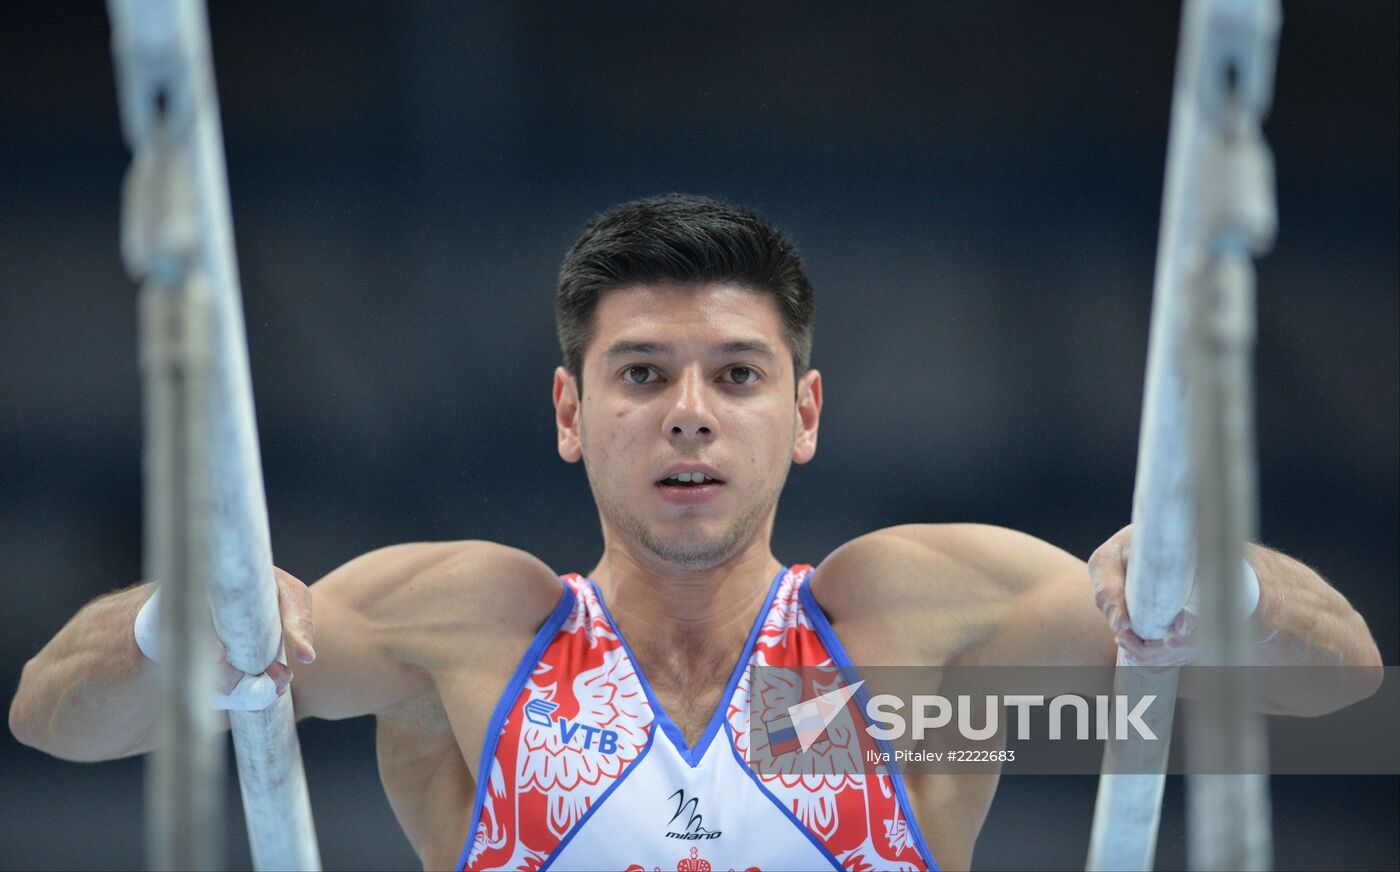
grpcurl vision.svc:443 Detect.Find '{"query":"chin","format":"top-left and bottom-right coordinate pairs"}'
top-left (607, 497), bottom-right (766, 570)
top-left (636, 526), bottom-right (740, 569)
top-left (644, 539), bottom-right (732, 569)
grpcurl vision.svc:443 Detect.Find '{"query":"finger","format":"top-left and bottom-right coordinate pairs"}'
top-left (1116, 628), bottom-right (1167, 658)
top-left (1171, 609), bottom-right (1197, 638)
top-left (1117, 629), bottom-right (1193, 667)
top-left (265, 660), bottom-right (293, 694)
top-left (274, 567), bottom-right (316, 664)
top-left (1115, 627), bottom-right (1150, 651)
top-left (1093, 584), bottom-right (1113, 615)
top-left (1164, 633), bottom-right (1194, 649)
top-left (1090, 539), bottom-right (1128, 612)
top-left (217, 661), bottom-right (245, 695)
top-left (1108, 605), bottom-right (1130, 633)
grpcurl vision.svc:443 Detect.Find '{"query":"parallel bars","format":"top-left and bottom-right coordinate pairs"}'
top-left (1087, 1), bottom-right (1280, 869)
top-left (108, 1), bottom-right (321, 868)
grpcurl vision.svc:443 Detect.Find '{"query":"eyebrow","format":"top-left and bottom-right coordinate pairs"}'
top-left (602, 339), bottom-right (779, 362)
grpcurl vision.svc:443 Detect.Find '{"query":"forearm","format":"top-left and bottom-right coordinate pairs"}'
top-left (1241, 544), bottom-right (1384, 716)
top-left (1088, 525), bottom-right (1382, 712)
top-left (1247, 544), bottom-right (1381, 669)
top-left (9, 583), bottom-right (164, 761)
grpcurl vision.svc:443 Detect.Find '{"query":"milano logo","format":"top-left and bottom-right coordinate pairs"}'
top-left (665, 789), bottom-right (722, 841)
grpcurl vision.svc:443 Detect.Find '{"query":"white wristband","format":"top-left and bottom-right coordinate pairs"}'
top-left (1185, 557), bottom-right (1260, 618)
top-left (133, 587), bottom-right (281, 712)
top-left (134, 588), bottom-right (162, 662)
top-left (1239, 558), bottom-right (1261, 617)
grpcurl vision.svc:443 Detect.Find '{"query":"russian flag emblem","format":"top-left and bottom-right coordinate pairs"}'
top-left (765, 712), bottom-right (801, 756)
top-left (764, 680), bottom-right (865, 755)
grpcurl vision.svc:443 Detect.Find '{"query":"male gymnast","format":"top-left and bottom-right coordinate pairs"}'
top-left (9, 194), bottom-right (1383, 870)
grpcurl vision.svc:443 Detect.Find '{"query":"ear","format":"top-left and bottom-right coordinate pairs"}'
top-left (792, 368), bottom-right (822, 465)
top-left (553, 366), bottom-right (583, 463)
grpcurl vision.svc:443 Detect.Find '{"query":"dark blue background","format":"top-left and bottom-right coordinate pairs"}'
top-left (2, 2), bottom-right (1395, 868)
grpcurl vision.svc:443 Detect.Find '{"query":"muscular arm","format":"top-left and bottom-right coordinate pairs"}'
top-left (816, 523), bottom-right (1381, 705)
top-left (9, 540), bottom-right (563, 765)
top-left (812, 522), bottom-right (1381, 871)
top-left (292, 540), bottom-right (564, 866)
top-left (289, 539), bottom-right (564, 722)
top-left (809, 524), bottom-right (1109, 869)
top-left (1238, 544), bottom-right (1381, 670)
top-left (10, 569), bottom-right (309, 762)
top-left (1091, 531), bottom-right (1383, 712)
top-left (1225, 544), bottom-right (1383, 712)
top-left (9, 583), bottom-right (165, 761)
top-left (812, 523), bottom-right (1114, 670)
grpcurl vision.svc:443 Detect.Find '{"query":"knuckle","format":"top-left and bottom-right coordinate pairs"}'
top-left (1089, 554), bottom-right (1122, 581)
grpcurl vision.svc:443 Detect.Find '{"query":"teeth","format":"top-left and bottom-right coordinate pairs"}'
top-left (667, 472), bottom-right (713, 483)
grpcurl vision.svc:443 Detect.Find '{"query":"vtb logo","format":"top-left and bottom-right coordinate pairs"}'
top-left (524, 699), bottom-right (620, 755)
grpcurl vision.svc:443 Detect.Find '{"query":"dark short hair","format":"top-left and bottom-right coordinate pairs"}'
top-left (556, 193), bottom-right (814, 391)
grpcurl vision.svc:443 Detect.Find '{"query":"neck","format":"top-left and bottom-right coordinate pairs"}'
top-left (587, 537), bottom-right (782, 665)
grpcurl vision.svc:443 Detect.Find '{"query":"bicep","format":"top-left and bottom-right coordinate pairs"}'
top-left (928, 525), bottom-right (1115, 668)
top-left (814, 524), bottom-right (1105, 665)
top-left (964, 564), bottom-right (1117, 668)
top-left (288, 540), bottom-right (565, 722)
top-left (856, 524), bottom-right (1118, 668)
top-left (290, 586), bottom-right (429, 722)
top-left (288, 544), bottom-right (451, 721)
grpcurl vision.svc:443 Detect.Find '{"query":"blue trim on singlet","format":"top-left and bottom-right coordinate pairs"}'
top-left (798, 578), bottom-right (942, 872)
top-left (456, 580), bottom-right (579, 872)
top-left (723, 721), bottom-right (844, 870)
top-left (537, 725), bottom-right (658, 870)
top-left (584, 564), bottom-right (786, 767)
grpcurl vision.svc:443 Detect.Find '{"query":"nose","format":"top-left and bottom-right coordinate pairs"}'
top-left (661, 365), bottom-right (718, 442)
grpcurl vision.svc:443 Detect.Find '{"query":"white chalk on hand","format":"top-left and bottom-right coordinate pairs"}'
top-left (135, 587), bottom-right (282, 711)
top-left (213, 672), bottom-right (280, 711)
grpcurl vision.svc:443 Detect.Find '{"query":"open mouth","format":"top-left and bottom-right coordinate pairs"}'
top-left (656, 472), bottom-right (725, 488)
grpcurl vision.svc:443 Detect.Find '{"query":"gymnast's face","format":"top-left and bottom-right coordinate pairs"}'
top-left (553, 282), bottom-right (822, 570)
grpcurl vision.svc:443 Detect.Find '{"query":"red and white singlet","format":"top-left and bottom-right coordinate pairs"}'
top-left (458, 564), bottom-right (939, 871)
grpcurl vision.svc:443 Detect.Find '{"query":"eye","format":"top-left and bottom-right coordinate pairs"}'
top-left (724, 366), bottom-right (759, 385)
top-left (621, 365), bottom-right (659, 385)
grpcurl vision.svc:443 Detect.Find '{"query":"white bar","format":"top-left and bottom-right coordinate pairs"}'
top-left (1185, 4), bottom-right (1278, 856)
top-left (1185, 246), bottom-right (1274, 871)
top-left (108, 1), bottom-right (321, 868)
top-left (142, 276), bottom-right (223, 870)
top-left (1087, 2), bottom-right (1212, 866)
top-left (1087, 665), bottom-right (1179, 872)
top-left (1087, 2), bottom-right (1279, 869)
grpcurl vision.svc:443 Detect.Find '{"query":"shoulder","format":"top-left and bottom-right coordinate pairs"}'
top-left (811, 523), bottom-right (1080, 603)
top-left (317, 538), bottom-right (557, 598)
top-left (808, 524), bottom-right (1088, 662)
top-left (311, 540), bottom-right (565, 663)
top-left (291, 540), bottom-right (565, 721)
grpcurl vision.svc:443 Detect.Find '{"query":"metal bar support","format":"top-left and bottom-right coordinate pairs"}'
top-left (109, 1), bottom-right (322, 868)
top-left (1087, 2), bottom-right (1280, 869)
